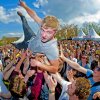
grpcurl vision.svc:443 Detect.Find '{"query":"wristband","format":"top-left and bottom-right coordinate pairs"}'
top-left (49, 89), bottom-right (55, 94)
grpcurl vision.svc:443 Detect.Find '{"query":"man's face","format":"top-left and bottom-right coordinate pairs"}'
top-left (67, 81), bottom-right (76, 96)
top-left (5, 59), bottom-right (10, 66)
top-left (40, 26), bottom-right (56, 43)
top-left (93, 66), bottom-right (100, 77)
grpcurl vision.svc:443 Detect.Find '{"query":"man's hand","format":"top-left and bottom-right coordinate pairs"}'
top-left (59, 44), bottom-right (65, 60)
top-left (24, 70), bottom-right (35, 83)
top-left (66, 69), bottom-right (74, 82)
top-left (19, 0), bottom-right (27, 8)
top-left (93, 92), bottom-right (100, 100)
top-left (30, 59), bottom-right (42, 67)
top-left (19, 0), bottom-right (42, 24)
top-left (21, 50), bottom-right (27, 60)
top-left (26, 49), bottom-right (32, 57)
top-left (44, 72), bottom-right (57, 92)
top-left (26, 70), bottom-right (36, 77)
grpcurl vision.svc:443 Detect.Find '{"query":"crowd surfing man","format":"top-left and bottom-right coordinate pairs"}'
top-left (19, 0), bottom-right (59, 73)
top-left (18, 1), bottom-right (60, 99)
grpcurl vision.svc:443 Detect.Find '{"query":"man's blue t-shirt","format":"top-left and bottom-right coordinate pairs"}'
top-left (86, 69), bottom-right (100, 100)
top-left (28, 28), bottom-right (59, 60)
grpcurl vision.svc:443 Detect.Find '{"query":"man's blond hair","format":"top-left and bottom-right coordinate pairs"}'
top-left (42, 16), bottom-right (59, 30)
top-left (75, 77), bottom-right (91, 100)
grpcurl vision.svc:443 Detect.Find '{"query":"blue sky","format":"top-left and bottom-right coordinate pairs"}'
top-left (0, 0), bottom-right (100, 39)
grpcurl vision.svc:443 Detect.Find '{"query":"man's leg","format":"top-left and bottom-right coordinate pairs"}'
top-left (17, 11), bottom-right (36, 41)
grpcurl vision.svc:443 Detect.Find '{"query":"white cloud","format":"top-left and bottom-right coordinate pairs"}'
top-left (0, 6), bottom-right (34, 24)
top-left (68, 11), bottom-right (100, 25)
top-left (1, 0), bottom-right (100, 26)
top-left (6, 32), bottom-right (23, 37)
top-left (33, 0), bottom-right (48, 8)
top-left (0, 5), bottom-right (40, 38)
top-left (92, 0), bottom-right (100, 8)
top-left (41, 11), bottom-right (46, 16)
top-left (39, 0), bottom-right (48, 6)
top-left (33, 2), bottom-right (40, 8)
top-left (42, 0), bottom-right (100, 25)
top-left (58, 19), bottom-right (66, 26)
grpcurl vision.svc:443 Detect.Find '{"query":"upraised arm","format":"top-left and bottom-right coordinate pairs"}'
top-left (51, 72), bottom-right (66, 85)
top-left (60, 44), bottom-right (87, 74)
top-left (44, 72), bottom-right (57, 100)
top-left (3, 60), bottom-right (14, 74)
top-left (14, 50), bottom-right (27, 72)
top-left (30, 58), bottom-right (59, 73)
top-left (19, 0), bottom-right (42, 24)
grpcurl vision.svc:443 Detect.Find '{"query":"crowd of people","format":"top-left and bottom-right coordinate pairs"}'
top-left (0, 0), bottom-right (100, 100)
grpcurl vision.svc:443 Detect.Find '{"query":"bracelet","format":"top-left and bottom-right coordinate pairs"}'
top-left (49, 89), bottom-right (55, 94)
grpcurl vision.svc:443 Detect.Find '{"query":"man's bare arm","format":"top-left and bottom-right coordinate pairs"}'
top-left (62, 56), bottom-right (87, 74)
top-left (60, 44), bottom-right (87, 74)
top-left (31, 59), bottom-right (59, 73)
top-left (19, 0), bottom-right (42, 24)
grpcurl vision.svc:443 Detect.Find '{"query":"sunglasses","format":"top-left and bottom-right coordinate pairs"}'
top-left (95, 67), bottom-right (100, 71)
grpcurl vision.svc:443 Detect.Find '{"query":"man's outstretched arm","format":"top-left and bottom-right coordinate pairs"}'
top-left (30, 58), bottom-right (59, 73)
top-left (60, 44), bottom-right (87, 74)
top-left (19, 0), bottom-right (42, 24)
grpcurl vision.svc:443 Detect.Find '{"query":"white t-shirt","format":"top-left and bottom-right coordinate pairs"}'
top-left (59, 80), bottom-right (71, 100)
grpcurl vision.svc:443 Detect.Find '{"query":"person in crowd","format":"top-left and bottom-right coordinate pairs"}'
top-left (18, 1), bottom-right (60, 99)
top-left (90, 60), bottom-right (98, 71)
top-left (79, 50), bottom-right (87, 67)
top-left (18, 0), bottom-right (60, 73)
top-left (44, 71), bottom-right (90, 100)
top-left (7, 50), bottom-right (35, 100)
top-left (60, 44), bottom-right (100, 100)
top-left (0, 60), bottom-right (12, 100)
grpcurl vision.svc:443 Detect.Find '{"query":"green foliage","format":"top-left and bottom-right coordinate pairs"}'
top-left (82, 22), bottom-right (100, 35)
top-left (55, 24), bottom-right (78, 40)
top-left (0, 37), bottom-right (19, 46)
top-left (55, 22), bottom-right (100, 41)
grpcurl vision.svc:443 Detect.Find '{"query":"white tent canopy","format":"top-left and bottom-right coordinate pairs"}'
top-left (72, 29), bottom-right (86, 40)
top-left (77, 29), bottom-right (86, 38)
top-left (88, 28), bottom-right (100, 38)
top-left (85, 28), bottom-right (100, 41)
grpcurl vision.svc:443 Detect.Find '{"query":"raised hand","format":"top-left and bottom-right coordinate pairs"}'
top-left (66, 69), bottom-right (74, 82)
top-left (19, 0), bottom-right (27, 8)
top-left (30, 59), bottom-right (42, 67)
top-left (44, 72), bottom-right (57, 92)
top-left (21, 50), bottom-right (27, 60)
top-left (59, 44), bottom-right (65, 59)
top-left (26, 48), bottom-right (32, 57)
top-left (93, 92), bottom-right (100, 100)
top-left (26, 69), bottom-right (36, 77)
